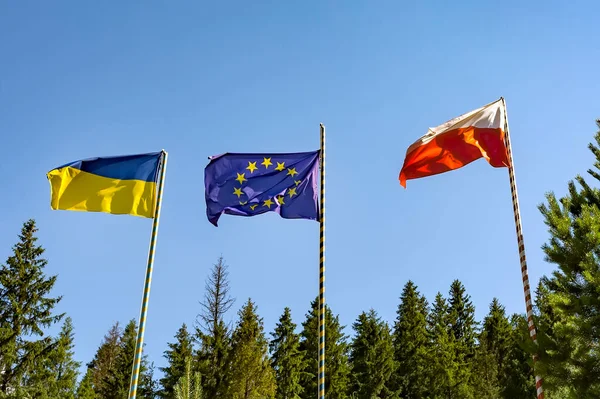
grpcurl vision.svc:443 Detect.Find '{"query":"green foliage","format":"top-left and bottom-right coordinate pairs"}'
top-left (173, 359), bottom-right (202, 399)
top-left (427, 292), bottom-right (461, 398)
top-left (299, 297), bottom-right (350, 399)
top-left (227, 298), bottom-right (276, 399)
top-left (349, 309), bottom-right (394, 399)
top-left (76, 369), bottom-right (96, 399)
top-left (160, 324), bottom-right (194, 399)
top-left (535, 121), bottom-right (600, 397)
top-left (195, 257), bottom-right (234, 398)
top-left (0, 220), bottom-right (64, 394)
top-left (24, 316), bottom-right (80, 398)
top-left (270, 307), bottom-right (305, 399)
top-left (393, 281), bottom-right (429, 398)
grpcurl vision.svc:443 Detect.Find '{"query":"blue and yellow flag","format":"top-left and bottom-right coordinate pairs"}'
top-left (47, 152), bottom-right (163, 218)
top-left (205, 151), bottom-right (320, 226)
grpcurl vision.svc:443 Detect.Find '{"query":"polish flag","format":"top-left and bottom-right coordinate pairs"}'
top-left (399, 98), bottom-right (509, 188)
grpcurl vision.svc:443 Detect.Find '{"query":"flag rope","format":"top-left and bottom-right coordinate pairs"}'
top-left (128, 150), bottom-right (168, 399)
top-left (502, 98), bottom-right (544, 399)
top-left (319, 123), bottom-right (326, 399)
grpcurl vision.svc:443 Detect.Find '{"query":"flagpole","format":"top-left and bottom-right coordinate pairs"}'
top-left (318, 123), bottom-right (326, 399)
top-left (501, 98), bottom-right (544, 399)
top-left (128, 150), bottom-right (168, 399)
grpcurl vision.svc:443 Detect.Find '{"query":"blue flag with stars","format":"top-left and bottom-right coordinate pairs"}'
top-left (205, 151), bottom-right (320, 226)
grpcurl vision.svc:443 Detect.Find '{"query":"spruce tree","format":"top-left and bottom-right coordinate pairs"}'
top-left (502, 314), bottom-right (535, 399)
top-left (195, 256), bottom-right (234, 398)
top-left (76, 369), bottom-right (96, 399)
top-left (24, 316), bottom-right (80, 398)
top-left (427, 292), bottom-right (459, 398)
top-left (227, 299), bottom-right (275, 399)
top-left (349, 309), bottom-right (394, 399)
top-left (534, 121), bottom-right (600, 396)
top-left (446, 280), bottom-right (476, 398)
top-left (393, 281), bottom-right (429, 398)
top-left (270, 307), bottom-right (305, 399)
top-left (480, 298), bottom-right (512, 396)
top-left (160, 323), bottom-right (194, 398)
top-left (87, 321), bottom-right (122, 397)
top-left (299, 297), bottom-right (350, 399)
top-left (0, 219), bottom-right (64, 394)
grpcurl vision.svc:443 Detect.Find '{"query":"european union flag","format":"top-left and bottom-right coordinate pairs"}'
top-left (205, 151), bottom-right (320, 226)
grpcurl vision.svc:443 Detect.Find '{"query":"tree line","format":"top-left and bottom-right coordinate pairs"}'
top-left (1, 120), bottom-right (600, 398)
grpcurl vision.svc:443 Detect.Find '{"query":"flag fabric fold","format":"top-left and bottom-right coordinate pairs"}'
top-left (47, 152), bottom-right (162, 218)
top-left (204, 150), bottom-right (320, 226)
top-left (399, 98), bottom-right (509, 187)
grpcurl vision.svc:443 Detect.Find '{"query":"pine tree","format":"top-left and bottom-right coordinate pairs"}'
top-left (173, 359), bottom-right (202, 399)
top-left (299, 297), bottom-right (350, 399)
top-left (87, 322), bottom-right (122, 397)
top-left (427, 292), bottom-right (459, 398)
top-left (349, 309), bottom-right (394, 399)
top-left (160, 324), bottom-right (194, 398)
top-left (535, 121), bottom-right (600, 396)
top-left (24, 316), bottom-right (80, 398)
top-left (446, 280), bottom-right (476, 398)
top-left (393, 281), bottom-right (429, 398)
top-left (76, 369), bottom-right (96, 399)
top-left (227, 298), bottom-right (275, 399)
top-left (195, 256), bottom-right (234, 398)
top-left (0, 219), bottom-right (64, 394)
top-left (270, 307), bottom-right (305, 399)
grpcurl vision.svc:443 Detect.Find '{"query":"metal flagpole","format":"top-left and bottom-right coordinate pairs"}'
top-left (128, 150), bottom-right (168, 399)
top-left (319, 123), bottom-right (326, 399)
top-left (501, 98), bottom-right (544, 399)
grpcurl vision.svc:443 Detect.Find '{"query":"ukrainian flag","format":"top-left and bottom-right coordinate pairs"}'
top-left (47, 152), bottom-right (163, 218)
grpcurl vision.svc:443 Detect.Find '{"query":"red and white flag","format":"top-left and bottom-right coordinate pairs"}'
top-left (399, 98), bottom-right (509, 188)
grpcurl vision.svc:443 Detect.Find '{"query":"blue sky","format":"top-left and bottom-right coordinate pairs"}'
top-left (1, 0), bottom-right (599, 378)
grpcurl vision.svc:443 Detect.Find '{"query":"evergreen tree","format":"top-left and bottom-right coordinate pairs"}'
top-left (480, 298), bottom-right (512, 395)
top-left (24, 316), bottom-right (80, 398)
top-left (299, 297), bottom-right (350, 399)
top-left (227, 299), bottom-right (275, 399)
top-left (393, 281), bottom-right (429, 398)
top-left (427, 292), bottom-right (459, 398)
top-left (270, 307), bottom-right (305, 399)
top-left (173, 359), bottom-right (202, 399)
top-left (160, 324), bottom-right (194, 398)
top-left (502, 314), bottom-right (535, 399)
top-left (195, 256), bottom-right (234, 398)
top-left (87, 322), bottom-right (122, 397)
top-left (349, 309), bottom-right (394, 399)
top-left (470, 334), bottom-right (501, 399)
top-left (0, 219), bottom-right (64, 394)
top-left (446, 280), bottom-right (477, 398)
top-left (76, 368), bottom-right (96, 399)
top-left (535, 121), bottom-right (600, 397)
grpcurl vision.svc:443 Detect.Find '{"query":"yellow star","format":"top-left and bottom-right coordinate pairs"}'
top-left (235, 173), bottom-right (247, 184)
top-left (233, 187), bottom-right (243, 198)
top-left (294, 180), bottom-right (302, 186)
top-left (287, 167), bottom-right (298, 177)
top-left (263, 198), bottom-right (274, 208)
top-left (246, 161), bottom-right (258, 173)
top-left (261, 157), bottom-right (272, 169)
top-left (287, 187), bottom-right (297, 198)
top-left (275, 162), bottom-right (285, 171)
top-left (250, 204), bottom-right (258, 211)
top-left (239, 201), bottom-right (248, 205)
top-left (276, 195), bottom-right (285, 205)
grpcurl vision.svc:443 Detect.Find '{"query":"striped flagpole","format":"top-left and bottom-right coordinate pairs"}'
top-left (318, 123), bottom-right (326, 399)
top-left (128, 150), bottom-right (168, 399)
top-left (502, 98), bottom-right (544, 399)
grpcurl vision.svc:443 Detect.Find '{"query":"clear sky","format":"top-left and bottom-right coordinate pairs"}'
top-left (1, 0), bottom-right (599, 378)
